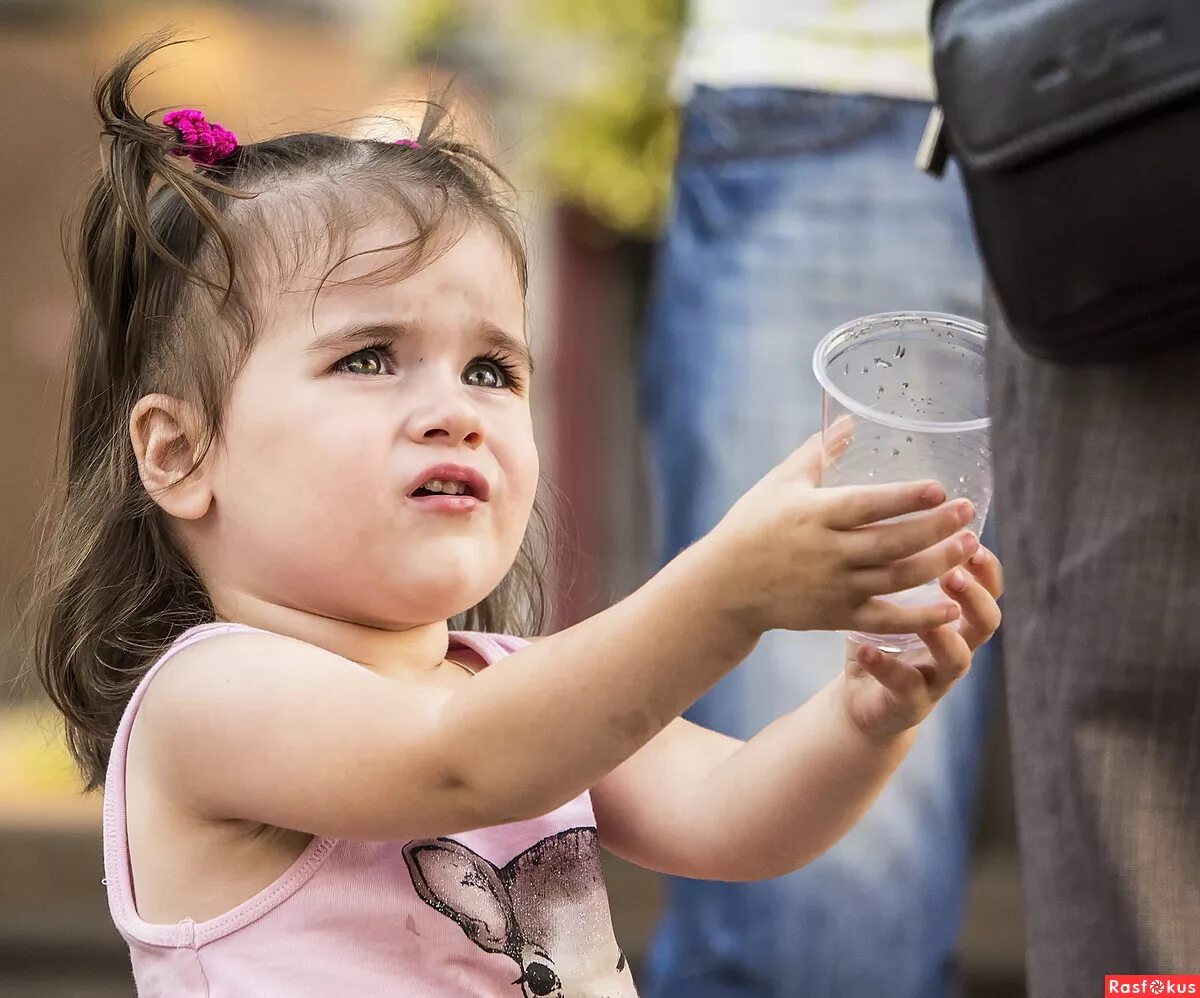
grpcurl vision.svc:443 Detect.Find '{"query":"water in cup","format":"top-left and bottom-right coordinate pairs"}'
top-left (813, 312), bottom-right (991, 653)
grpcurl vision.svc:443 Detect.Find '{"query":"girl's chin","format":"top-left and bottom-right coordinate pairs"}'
top-left (376, 580), bottom-right (502, 622)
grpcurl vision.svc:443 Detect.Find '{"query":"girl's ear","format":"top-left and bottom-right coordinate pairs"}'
top-left (129, 393), bottom-right (213, 520)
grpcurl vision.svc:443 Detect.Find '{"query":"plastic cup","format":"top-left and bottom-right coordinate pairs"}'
top-left (812, 311), bottom-right (991, 653)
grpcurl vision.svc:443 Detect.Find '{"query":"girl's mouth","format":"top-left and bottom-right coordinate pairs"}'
top-left (406, 464), bottom-right (491, 501)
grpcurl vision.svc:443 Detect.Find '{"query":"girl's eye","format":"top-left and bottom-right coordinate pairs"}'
top-left (463, 353), bottom-right (523, 392)
top-left (334, 344), bottom-right (393, 377)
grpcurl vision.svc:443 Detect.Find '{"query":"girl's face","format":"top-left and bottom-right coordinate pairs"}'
top-left (201, 221), bottom-right (538, 627)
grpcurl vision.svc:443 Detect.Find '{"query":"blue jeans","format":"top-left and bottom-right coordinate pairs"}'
top-left (638, 87), bottom-right (997, 998)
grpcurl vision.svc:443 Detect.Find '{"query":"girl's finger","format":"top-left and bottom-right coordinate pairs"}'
top-left (779, 423), bottom-right (849, 487)
top-left (942, 568), bottom-right (1002, 648)
top-left (854, 594), bottom-right (961, 635)
top-left (965, 545), bottom-right (1005, 599)
top-left (842, 498), bottom-right (973, 567)
top-left (853, 643), bottom-right (926, 699)
top-left (820, 480), bottom-right (949, 531)
top-left (855, 530), bottom-right (978, 597)
top-left (819, 415), bottom-right (856, 469)
top-left (918, 622), bottom-right (973, 692)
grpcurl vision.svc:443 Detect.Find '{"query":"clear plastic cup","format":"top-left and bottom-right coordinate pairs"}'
top-left (812, 311), bottom-right (991, 653)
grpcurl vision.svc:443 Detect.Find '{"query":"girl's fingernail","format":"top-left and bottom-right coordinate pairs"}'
top-left (923, 484), bottom-right (946, 503)
top-left (946, 603), bottom-right (962, 621)
top-left (961, 533), bottom-right (979, 556)
top-left (958, 500), bottom-right (974, 523)
top-left (970, 548), bottom-right (987, 565)
top-left (948, 569), bottom-right (967, 592)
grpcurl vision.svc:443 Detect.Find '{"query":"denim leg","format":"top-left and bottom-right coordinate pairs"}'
top-left (639, 88), bottom-right (996, 998)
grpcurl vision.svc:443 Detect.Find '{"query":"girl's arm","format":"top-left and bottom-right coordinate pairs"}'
top-left (591, 547), bottom-right (1003, 881)
top-left (591, 681), bottom-right (911, 882)
top-left (141, 449), bottom-right (971, 841)
top-left (140, 541), bottom-right (756, 841)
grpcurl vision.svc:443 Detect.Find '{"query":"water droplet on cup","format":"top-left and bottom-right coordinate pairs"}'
top-left (959, 475), bottom-right (967, 484)
top-left (891, 448), bottom-right (900, 457)
top-left (895, 344), bottom-right (906, 359)
top-left (893, 319), bottom-right (900, 326)
top-left (861, 366), bottom-right (869, 375)
top-left (874, 358), bottom-right (892, 369)
top-left (906, 435), bottom-right (914, 443)
top-left (844, 362), bottom-right (849, 375)
top-left (921, 316), bottom-right (929, 324)
top-left (868, 470), bottom-right (876, 478)
top-left (901, 382), bottom-right (909, 390)
top-left (872, 447), bottom-right (879, 454)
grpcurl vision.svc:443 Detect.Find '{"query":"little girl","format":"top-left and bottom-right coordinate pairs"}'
top-left (30, 36), bottom-right (1002, 997)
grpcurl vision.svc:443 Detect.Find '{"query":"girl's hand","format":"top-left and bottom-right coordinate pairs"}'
top-left (841, 545), bottom-right (1004, 744)
top-left (702, 422), bottom-right (979, 638)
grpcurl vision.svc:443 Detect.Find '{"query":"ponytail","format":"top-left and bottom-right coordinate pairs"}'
top-left (29, 32), bottom-right (234, 790)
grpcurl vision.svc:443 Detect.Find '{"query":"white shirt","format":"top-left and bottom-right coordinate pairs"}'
top-left (676, 0), bottom-right (934, 101)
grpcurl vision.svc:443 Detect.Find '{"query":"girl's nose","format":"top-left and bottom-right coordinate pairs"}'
top-left (406, 390), bottom-right (485, 448)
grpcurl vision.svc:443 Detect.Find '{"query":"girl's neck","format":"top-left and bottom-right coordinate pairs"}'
top-left (211, 589), bottom-right (452, 679)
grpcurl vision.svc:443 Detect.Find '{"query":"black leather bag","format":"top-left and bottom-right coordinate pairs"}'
top-left (925, 0), bottom-right (1200, 362)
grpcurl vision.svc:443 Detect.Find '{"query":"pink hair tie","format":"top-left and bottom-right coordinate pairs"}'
top-left (163, 108), bottom-right (238, 167)
top-left (394, 138), bottom-right (423, 150)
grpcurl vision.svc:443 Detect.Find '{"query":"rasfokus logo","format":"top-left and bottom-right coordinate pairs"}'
top-left (1106, 976), bottom-right (1200, 995)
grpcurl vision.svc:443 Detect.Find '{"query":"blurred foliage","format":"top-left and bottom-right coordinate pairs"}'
top-left (385, 0), bottom-right (683, 239)
top-left (381, 0), bottom-right (469, 66)
top-left (522, 0), bottom-right (683, 238)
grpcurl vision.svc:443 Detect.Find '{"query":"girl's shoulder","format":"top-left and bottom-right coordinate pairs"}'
top-left (133, 625), bottom-right (533, 709)
top-left (157, 620), bottom-right (268, 660)
top-left (113, 621), bottom-right (510, 846)
top-left (118, 621), bottom-right (282, 731)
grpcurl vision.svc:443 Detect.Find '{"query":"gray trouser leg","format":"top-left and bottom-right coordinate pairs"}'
top-left (987, 301), bottom-right (1200, 996)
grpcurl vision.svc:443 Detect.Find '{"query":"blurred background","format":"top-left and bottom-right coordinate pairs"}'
top-left (0, 1), bottom-right (1023, 994)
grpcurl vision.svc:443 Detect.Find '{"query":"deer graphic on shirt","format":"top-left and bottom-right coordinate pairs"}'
top-left (403, 827), bottom-right (638, 997)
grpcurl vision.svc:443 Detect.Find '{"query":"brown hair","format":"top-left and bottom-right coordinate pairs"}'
top-left (25, 32), bottom-right (554, 792)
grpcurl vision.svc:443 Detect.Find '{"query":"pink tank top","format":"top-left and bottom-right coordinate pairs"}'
top-left (103, 622), bottom-right (639, 996)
